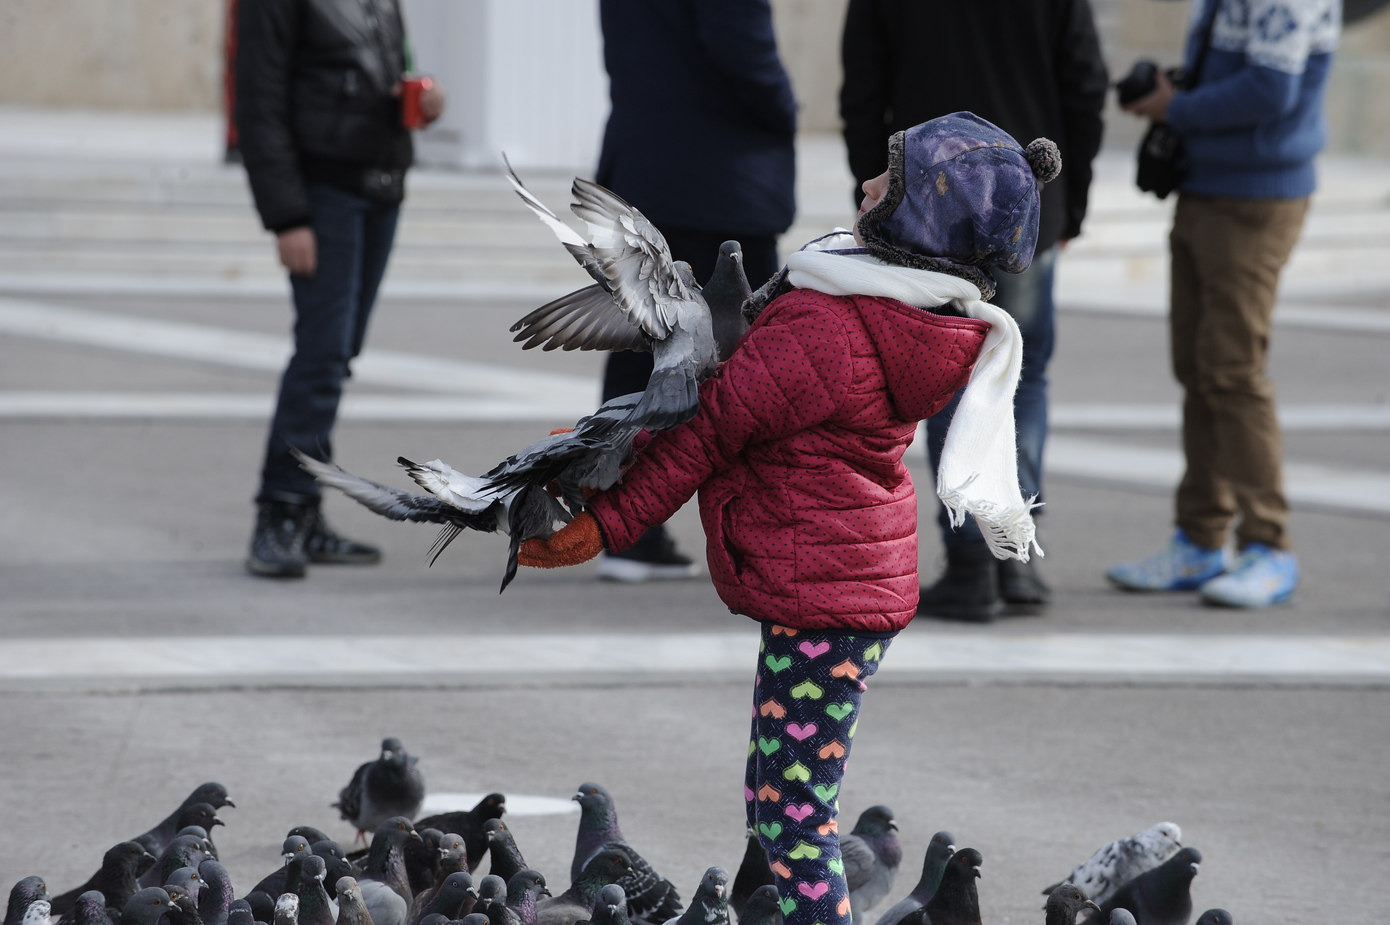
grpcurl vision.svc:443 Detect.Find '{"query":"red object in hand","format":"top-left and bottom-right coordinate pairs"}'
top-left (402, 76), bottom-right (434, 129)
top-left (519, 513), bottom-right (604, 569)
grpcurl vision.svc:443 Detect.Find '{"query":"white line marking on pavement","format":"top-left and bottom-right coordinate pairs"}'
top-left (1, 633), bottom-right (1389, 682)
top-left (0, 273), bottom-right (570, 303)
top-left (0, 297), bottom-right (597, 412)
top-left (422, 792), bottom-right (578, 817)
top-left (1052, 403), bottom-right (1390, 431)
top-left (1046, 436), bottom-right (1390, 514)
top-left (1060, 296), bottom-right (1390, 335)
top-left (0, 392), bottom-right (590, 422)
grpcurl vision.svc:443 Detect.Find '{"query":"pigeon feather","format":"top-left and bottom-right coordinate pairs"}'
top-left (1043, 824), bottom-right (1182, 907)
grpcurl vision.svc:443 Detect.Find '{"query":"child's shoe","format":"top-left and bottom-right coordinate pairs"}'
top-left (1106, 530), bottom-right (1227, 591)
top-left (1199, 544), bottom-right (1298, 608)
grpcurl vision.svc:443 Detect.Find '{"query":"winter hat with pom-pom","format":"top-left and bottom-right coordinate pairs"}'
top-left (858, 112), bottom-right (1061, 299)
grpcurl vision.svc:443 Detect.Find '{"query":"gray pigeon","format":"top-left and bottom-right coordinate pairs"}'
top-left (538, 852), bottom-right (629, 925)
top-left (306, 844), bottom-right (354, 902)
top-left (6, 877), bottom-right (49, 925)
top-left (903, 848), bottom-right (981, 925)
top-left (461, 916), bottom-right (492, 925)
top-left (735, 888), bottom-right (779, 925)
top-left (120, 889), bottom-right (175, 925)
top-left (728, 832), bottom-right (772, 923)
top-left (1043, 886), bottom-right (1101, 925)
top-left (410, 874), bottom-right (476, 925)
top-left (1193, 911), bottom-right (1230, 925)
top-left (660, 868), bottom-right (727, 925)
top-left (472, 877), bottom-right (507, 925)
top-left (334, 738), bottom-right (427, 844)
top-left (165, 870), bottom-right (203, 908)
top-left (335, 880), bottom-right (373, 925)
top-left (1044, 824), bottom-right (1183, 907)
top-left (484, 821), bottom-right (528, 886)
top-left (1096, 847), bottom-right (1201, 925)
top-left (273, 895), bottom-right (298, 925)
top-left (53, 843), bottom-right (158, 919)
top-left (198, 861), bottom-right (235, 925)
top-left (64, 893), bottom-right (114, 925)
top-left (163, 883), bottom-right (203, 925)
top-left (174, 806), bottom-right (225, 861)
top-left (294, 858), bottom-right (338, 925)
top-left (873, 831), bottom-right (956, 925)
top-left (289, 828), bottom-right (334, 847)
top-left (410, 834), bottom-right (470, 918)
top-left (578, 885), bottom-right (628, 925)
top-left (246, 838), bottom-right (314, 911)
top-left (415, 793), bottom-right (508, 873)
top-left (358, 817), bottom-right (423, 925)
top-left (570, 784), bottom-right (682, 925)
top-left (226, 901), bottom-right (254, 925)
top-left (498, 871), bottom-right (549, 925)
top-left (1107, 913), bottom-right (1136, 925)
top-left (133, 784), bottom-right (235, 859)
top-left (406, 830), bottom-right (447, 901)
top-left (154, 839), bottom-right (209, 897)
top-left (840, 806), bottom-right (902, 922)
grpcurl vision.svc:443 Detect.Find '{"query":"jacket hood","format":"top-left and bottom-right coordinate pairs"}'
top-left (853, 297), bottom-right (989, 421)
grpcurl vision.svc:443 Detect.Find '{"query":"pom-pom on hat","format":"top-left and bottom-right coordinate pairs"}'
top-left (858, 112), bottom-right (1061, 299)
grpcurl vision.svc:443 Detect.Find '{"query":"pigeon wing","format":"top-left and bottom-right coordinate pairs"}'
top-left (610, 845), bottom-right (682, 925)
top-left (294, 452), bottom-right (489, 528)
top-left (334, 762), bottom-right (370, 823)
top-left (510, 285), bottom-right (651, 353)
top-left (840, 834), bottom-right (879, 893)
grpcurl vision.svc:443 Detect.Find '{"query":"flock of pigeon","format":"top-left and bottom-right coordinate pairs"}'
top-left (6, 739), bottom-right (1234, 925)
top-left (293, 168), bottom-right (759, 591)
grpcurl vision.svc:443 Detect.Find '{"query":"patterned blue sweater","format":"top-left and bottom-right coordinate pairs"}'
top-left (1167, 0), bottom-right (1340, 199)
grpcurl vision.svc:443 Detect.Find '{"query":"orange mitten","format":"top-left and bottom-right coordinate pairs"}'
top-left (518, 512), bottom-right (604, 569)
top-left (550, 427), bottom-right (575, 435)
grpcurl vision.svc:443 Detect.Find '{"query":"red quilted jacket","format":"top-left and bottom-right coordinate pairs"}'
top-left (588, 289), bottom-right (990, 632)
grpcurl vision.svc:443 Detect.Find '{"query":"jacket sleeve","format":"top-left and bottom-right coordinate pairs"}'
top-left (839, 0), bottom-right (892, 205)
top-left (588, 295), bottom-right (854, 552)
top-left (236, 0), bottom-right (311, 232)
top-left (688, 0), bottom-right (797, 138)
top-left (1053, 0), bottom-right (1109, 241)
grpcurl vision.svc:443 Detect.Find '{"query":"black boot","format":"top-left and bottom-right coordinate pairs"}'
top-left (305, 507), bottom-right (382, 565)
top-left (247, 500), bottom-right (313, 578)
top-left (917, 544), bottom-right (1002, 622)
top-left (998, 556), bottom-right (1050, 612)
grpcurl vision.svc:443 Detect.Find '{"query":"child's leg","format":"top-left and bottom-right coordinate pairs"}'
top-left (748, 623), bottom-right (892, 925)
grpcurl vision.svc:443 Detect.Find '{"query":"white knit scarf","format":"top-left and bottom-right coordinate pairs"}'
top-left (786, 244), bottom-right (1040, 561)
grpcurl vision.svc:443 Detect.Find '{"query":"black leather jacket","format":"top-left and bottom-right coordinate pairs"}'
top-left (236, 0), bottom-right (413, 231)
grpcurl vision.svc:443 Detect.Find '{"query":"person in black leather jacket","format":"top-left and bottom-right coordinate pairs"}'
top-left (236, 0), bottom-right (443, 578)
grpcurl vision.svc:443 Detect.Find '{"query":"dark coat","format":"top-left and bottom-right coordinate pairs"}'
top-left (840, 0), bottom-right (1108, 248)
top-left (597, 0), bottom-right (798, 238)
top-left (236, 0), bottom-right (413, 231)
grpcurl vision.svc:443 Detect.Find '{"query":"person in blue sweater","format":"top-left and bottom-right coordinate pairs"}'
top-left (1108, 0), bottom-right (1340, 608)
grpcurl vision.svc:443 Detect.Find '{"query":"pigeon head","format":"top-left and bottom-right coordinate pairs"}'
top-left (226, 901), bottom-right (253, 925)
top-left (8, 876), bottom-right (49, 920)
top-left (573, 783), bottom-right (617, 830)
top-left (1107, 911), bottom-right (1137, 925)
top-left (420, 828), bottom-right (444, 852)
top-left (1043, 884), bottom-right (1100, 925)
top-left (273, 894), bottom-right (299, 925)
top-left (177, 803), bottom-right (224, 832)
top-left (598, 885), bottom-right (626, 914)
top-left (579, 849), bottom-right (634, 886)
top-left (438, 873), bottom-right (478, 903)
top-left (674, 262), bottom-right (699, 291)
top-left (940, 848), bottom-right (983, 885)
top-left (1195, 910), bottom-right (1232, 925)
top-left (186, 783), bottom-right (234, 811)
top-left (299, 856), bottom-right (327, 883)
top-left (176, 826), bottom-right (209, 843)
top-left (122, 888), bottom-right (174, 925)
top-left (282, 836), bottom-right (312, 863)
top-left (439, 832), bottom-right (467, 860)
top-left (99, 840), bottom-right (160, 877)
top-left (287, 827), bottom-right (331, 845)
top-left (310, 840), bottom-right (347, 860)
top-left (850, 805), bottom-right (898, 838)
top-left (695, 867), bottom-right (730, 903)
top-left (506, 870), bottom-right (549, 903)
top-left (378, 737), bottom-right (412, 768)
top-left (739, 886), bottom-right (780, 925)
top-left (461, 916), bottom-right (490, 925)
top-left (473, 793), bottom-right (507, 819)
top-left (483, 820), bottom-right (506, 843)
top-left (372, 816), bottom-right (421, 846)
top-left (164, 868), bottom-right (201, 898)
top-left (718, 240), bottom-right (743, 263)
top-left (1164, 847), bottom-right (1202, 881)
top-left (475, 876), bottom-right (507, 906)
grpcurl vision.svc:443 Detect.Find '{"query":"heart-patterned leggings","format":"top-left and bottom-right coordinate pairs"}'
top-left (744, 622), bottom-right (894, 925)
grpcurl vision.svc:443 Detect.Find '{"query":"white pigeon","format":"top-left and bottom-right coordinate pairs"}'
top-left (1043, 822), bottom-right (1183, 908)
top-left (21, 901), bottom-right (51, 925)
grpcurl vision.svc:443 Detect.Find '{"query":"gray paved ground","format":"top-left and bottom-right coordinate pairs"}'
top-left (1, 111), bottom-right (1388, 924)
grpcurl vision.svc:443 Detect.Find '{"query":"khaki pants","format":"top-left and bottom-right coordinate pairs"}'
top-left (1169, 193), bottom-right (1309, 551)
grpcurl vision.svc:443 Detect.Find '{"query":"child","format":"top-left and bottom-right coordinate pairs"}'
top-left (520, 112), bottom-right (1058, 925)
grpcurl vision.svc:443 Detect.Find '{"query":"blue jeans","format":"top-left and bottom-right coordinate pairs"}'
top-left (925, 245), bottom-right (1057, 547)
top-left (257, 183), bottom-right (399, 503)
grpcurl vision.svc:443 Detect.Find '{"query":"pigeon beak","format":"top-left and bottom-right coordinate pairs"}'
top-left (1084, 901), bottom-right (1102, 914)
top-left (1190, 864), bottom-right (1200, 875)
top-left (223, 798), bottom-right (236, 808)
top-left (972, 868), bottom-right (981, 879)
top-left (887, 821), bottom-right (898, 831)
top-left (572, 793), bottom-right (583, 802)
top-left (212, 816), bottom-right (224, 827)
top-left (468, 889), bottom-right (479, 899)
top-left (410, 830), bottom-right (423, 842)
top-left (715, 886), bottom-right (725, 899)
top-left (540, 889), bottom-right (553, 899)
top-left (947, 845), bottom-right (957, 853)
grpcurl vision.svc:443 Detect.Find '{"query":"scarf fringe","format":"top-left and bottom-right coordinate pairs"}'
top-left (937, 475), bottom-right (1043, 562)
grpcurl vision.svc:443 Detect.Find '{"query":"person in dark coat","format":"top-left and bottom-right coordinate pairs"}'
top-left (841, 0), bottom-right (1108, 620)
top-left (592, 0), bottom-right (798, 582)
top-left (236, 0), bottom-right (444, 577)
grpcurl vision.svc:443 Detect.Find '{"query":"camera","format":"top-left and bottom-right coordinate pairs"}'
top-left (1116, 60), bottom-right (1186, 106)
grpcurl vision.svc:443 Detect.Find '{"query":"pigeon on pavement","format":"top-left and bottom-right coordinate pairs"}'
top-left (415, 793), bottom-right (508, 874)
top-left (570, 784), bottom-right (682, 925)
top-left (63, 893), bottom-right (113, 925)
top-left (729, 832), bottom-right (773, 924)
top-left (358, 817), bottom-right (424, 925)
top-left (334, 738), bottom-right (427, 845)
top-left (409, 873), bottom-right (476, 925)
top-left (873, 831), bottom-right (956, 925)
top-left (903, 848), bottom-right (982, 925)
top-left (1044, 886), bottom-right (1101, 925)
top-left (485, 820), bottom-right (529, 886)
top-left (51, 843), bottom-right (158, 918)
top-left (6, 878), bottom-right (49, 925)
top-left (120, 889), bottom-right (175, 925)
top-left (133, 785), bottom-right (235, 859)
top-left (293, 857), bottom-right (338, 925)
top-left (335, 880), bottom-right (374, 925)
top-left (538, 852), bottom-right (631, 925)
top-left (197, 860), bottom-right (234, 925)
top-left (661, 868), bottom-right (728, 925)
top-left (1194, 910), bottom-right (1230, 925)
top-left (840, 806), bottom-right (902, 922)
top-left (734, 888), bottom-right (779, 925)
top-left (506, 167), bottom-right (747, 432)
top-left (1096, 847), bottom-right (1201, 925)
top-left (1043, 824), bottom-right (1183, 907)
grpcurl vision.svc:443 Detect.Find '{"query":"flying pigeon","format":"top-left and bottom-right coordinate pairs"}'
top-left (485, 820), bottom-right (529, 885)
top-left (579, 886), bottom-right (629, 925)
top-left (120, 889), bottom-right (175, 925)
top-left (840, 806), bottom-right (902, 922)
top-left (538, 852), bottom-right (630, 925)
top-left (409, 873), bottom-right (476, 925)
top-left (505, 166), bottom-right (752, 432)
top-left (197, 860), bottom-right (234, 925)
top-left (1096, 847), bottom-right (1201, 925)
top-left (873, 831), bottom-right (956, 925)
top-left (660, 868), bottom-right (727, 925)
top-left (335, 880), bottom-right (373, 925)
top-left (734, 887), bottom-right (779, 925)
top-left (1043, 886), bottom-right (1100, 925)
top-left (728, 832), bottom-right (774, 925)
top-left (1194, 910), bottom-right (1230, 925)
top-left (51, 843), bottom-right (158, 919)
top-left (415, 793), bottom-right (508, 873)
top-left (570, 784), bottom-right (682, 925)
top-left (1043, 824), bottom-right (1183, 907)
top-left (6, 877), bottom-right (49, 925)
top-left (902, 848), bottom-right (982, 925)
top-left (62, 893), bottom-right (113, 925)
top-left (358, 817), bottom-right (424, 925)
top-left (132, 784), bottom-right (234, 859)
top-left (334, 738), bottom-right (427, 844)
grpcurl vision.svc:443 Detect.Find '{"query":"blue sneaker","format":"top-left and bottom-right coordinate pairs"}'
top-left (1199, 544), bottom-right (1298, 608)
top-left (1106, 530), bottom-right (1227, 591)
